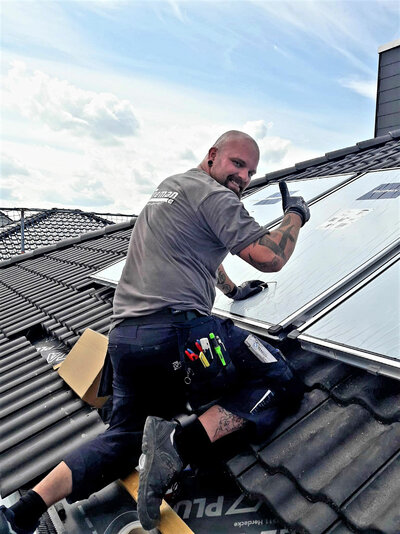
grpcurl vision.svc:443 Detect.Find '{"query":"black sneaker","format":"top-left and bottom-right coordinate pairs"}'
top-left (0, 506), bottom-right (38, 534)
top-left (137, 416), bottom-right (184, 531)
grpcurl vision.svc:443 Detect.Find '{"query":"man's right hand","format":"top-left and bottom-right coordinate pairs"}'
top-left (279, 181), bottom-right (310, 226)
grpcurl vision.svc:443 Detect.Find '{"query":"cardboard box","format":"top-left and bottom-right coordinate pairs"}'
top-left (58, 328), bottom-right (109, 408)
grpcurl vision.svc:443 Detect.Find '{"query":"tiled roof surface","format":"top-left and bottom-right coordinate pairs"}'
top-left (0, 133), bottom-right (399, 532)
top-left (0, 335), bottom-right (106, 497)
top-left (0, 209), bottom-right (115, 262)
top-left (228, 349), bottom-right (400, 533)
top-left (0, 224), bottom-right (131, 497)
top-left (0, 212), bottom-right (13, 227)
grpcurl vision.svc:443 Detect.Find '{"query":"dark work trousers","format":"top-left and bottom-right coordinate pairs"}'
top-left (64, 314), bottom-right (304, 502)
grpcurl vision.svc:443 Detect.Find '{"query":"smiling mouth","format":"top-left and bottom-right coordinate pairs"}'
top-left (226, 175), bottom-right (243, 195)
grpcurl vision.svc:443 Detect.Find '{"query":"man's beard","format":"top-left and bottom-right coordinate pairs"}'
top-left (224, 175), bottom-right (243, 199)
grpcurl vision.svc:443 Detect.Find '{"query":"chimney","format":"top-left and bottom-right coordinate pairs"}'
top-left (375, 39), bottom-right (400, 137)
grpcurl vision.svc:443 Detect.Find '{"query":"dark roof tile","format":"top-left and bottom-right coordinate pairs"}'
top-left (287, 349), bottom-right (351, 390)
top-left (326, 523), bottom-right (355, 534)
top-left (356, 134), bottom-right (393, 149)
top-left (253, 388), bottom-right (330, 453)
top-left (238, 466), bottom-right (339, 533)
top-left (325, 145), bottom-right (360, 160)
top-left (0, 390), bottom-right (79, 454)
top-left (257, 400), bottom-right (400, 507)
top-left (343, 453), bottom-right (400, 533)
top-left (295, 155), bottom-right (329, 171)
top-left (0, 408), bottom-right (105, 497)
top-left (0, 358), bottom-right (51, 395)
top-left (389, 128), bottom-right (400, 138)
top-left (331, 372), bottom-right (400, 423)
top-left (0, 369), bottom-right (65, 419)
top-left (251, 135), bottom-right (400, 186)
top-left (3, 312), bottom-right (46, 337)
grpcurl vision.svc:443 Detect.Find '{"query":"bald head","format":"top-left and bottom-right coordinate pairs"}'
top-left (198, 130), bottom-right (259, 198)
top-left (212, 130), bottom-right (260, 159)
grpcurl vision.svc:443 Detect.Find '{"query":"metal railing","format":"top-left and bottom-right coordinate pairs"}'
top-left (0, 207), bottom-right (137, 254)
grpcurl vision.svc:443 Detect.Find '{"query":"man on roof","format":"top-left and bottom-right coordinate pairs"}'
top-left (0, 130), bottom-right (310, 534)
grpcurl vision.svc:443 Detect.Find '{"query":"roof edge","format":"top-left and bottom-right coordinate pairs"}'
top-left (378, 39), bottom-right (400, 53)
top-left (0, 218), bottom-right (136, 269)
top-left (254, 129), bottom-right (400, 186)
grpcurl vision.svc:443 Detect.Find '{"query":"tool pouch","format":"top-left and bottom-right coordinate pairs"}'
top-left (177, 316), bottom-right (236, 409)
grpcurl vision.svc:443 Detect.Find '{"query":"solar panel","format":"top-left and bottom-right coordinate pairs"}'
top-left (91, 258), bottom-right (126, 288)
top-left (213, 169), bottom-right (400, 334)
top-left (297, 256), bottom-right (400, 379)
top-left (244, 173), bottom-right (353, 224)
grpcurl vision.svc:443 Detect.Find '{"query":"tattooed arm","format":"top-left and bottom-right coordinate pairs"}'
top-left (216, 264), bottom-right (236, 295)
top-left (238, 212), bottom-right (302, 272)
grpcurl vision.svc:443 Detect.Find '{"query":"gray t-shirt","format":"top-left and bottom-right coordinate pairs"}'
top-left (112, 168), bottom-right (269, 320)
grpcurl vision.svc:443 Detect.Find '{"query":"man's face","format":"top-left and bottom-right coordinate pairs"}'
top-left (209, 139), bottom-right (259, 198)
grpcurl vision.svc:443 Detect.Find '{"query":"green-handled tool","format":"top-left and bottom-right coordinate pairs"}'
top-left (209, 333), bottom-right (226, 366)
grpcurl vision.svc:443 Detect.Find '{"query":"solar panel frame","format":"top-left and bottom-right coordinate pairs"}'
top-left (213, 168), bottom-right (400, 336)
top-left (295, 251), bottom-right (400, 379)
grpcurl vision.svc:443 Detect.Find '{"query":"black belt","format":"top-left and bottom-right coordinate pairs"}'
top-left (120, 308), bottom-right (206, 326)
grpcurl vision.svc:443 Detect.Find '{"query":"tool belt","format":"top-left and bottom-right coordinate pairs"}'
top-left (176, 315), bottom-right (236, 409)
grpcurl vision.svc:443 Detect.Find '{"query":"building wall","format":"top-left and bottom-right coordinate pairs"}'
top-left (375, 42), bottom-right (400, 137)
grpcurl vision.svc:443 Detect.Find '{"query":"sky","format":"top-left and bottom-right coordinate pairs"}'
top-left (1, 0), bottom-right (399, 215)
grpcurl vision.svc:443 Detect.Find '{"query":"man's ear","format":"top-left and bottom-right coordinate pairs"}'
top-left (208, 147), bottom-right (218, 161)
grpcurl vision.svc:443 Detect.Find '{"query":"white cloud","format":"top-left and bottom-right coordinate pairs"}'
top-left (242, 120), bottom-right (292, 166)
top-left (258, 136), bottom-right (292, 165)
top-left (339, 78), bottom-right (377, 100)
top-left (1, 153), bottom-right (30, 177)
top-left (240, 120), bottom-right (321, 173)
top-left (3, 62), bottom-right (139, 144)
top-left (167, 0), bottom-right (186, 23)
top-left (243, 120), bottom-right (273, 140)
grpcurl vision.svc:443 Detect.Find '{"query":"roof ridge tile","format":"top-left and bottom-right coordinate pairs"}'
top-left (325, 145), bottom-right (360, 160)
top-left (356, 135), bottom-right (393, 150)
top-left (258, 130), bottom-right (397, 183)
top-left (295, 155), bottom-right (329, 171)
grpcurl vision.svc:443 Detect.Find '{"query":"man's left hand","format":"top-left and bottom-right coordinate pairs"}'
top-left (227, 280), bottom-right (264, 300)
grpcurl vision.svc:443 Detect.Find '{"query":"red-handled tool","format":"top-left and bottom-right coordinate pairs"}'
top-left (185, 349), bottom-right (198, 361)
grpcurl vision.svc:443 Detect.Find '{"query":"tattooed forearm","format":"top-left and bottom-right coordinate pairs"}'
top-left (240, 213), bottom-right (301, 272)
top-left (257, 216), bottom-right (297, 260)
top-left (247, 253), bottom-right (282, 272)
top-left (213, 406), bottom-right (246, 441)
top-left (216, 265), bottom-right (236, 294)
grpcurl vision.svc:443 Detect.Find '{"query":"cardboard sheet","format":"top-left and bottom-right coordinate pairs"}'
top-left (58, 328), bottom-right (109, 408)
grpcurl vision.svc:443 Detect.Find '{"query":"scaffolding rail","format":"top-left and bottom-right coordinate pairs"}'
top-left (0, 207), bottom-right (136, 254)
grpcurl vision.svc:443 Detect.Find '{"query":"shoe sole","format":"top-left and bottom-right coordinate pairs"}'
top-left (137, 417), bottom-right (163, 531)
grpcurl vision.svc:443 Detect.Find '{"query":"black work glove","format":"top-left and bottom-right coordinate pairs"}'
top-left (279, 181), bottom-right (310, 226)
top-left (226, 280), bottom-right (264, 300)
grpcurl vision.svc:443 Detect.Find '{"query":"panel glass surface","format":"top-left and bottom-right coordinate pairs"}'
top-left (213, 169), bottom-right (400, 329)
top-left (244, 174), bottom-right (352, 223)
top-left (91, 258), bottom-right (126, 287)
top-left (301, 260), bottom-right (400, 360)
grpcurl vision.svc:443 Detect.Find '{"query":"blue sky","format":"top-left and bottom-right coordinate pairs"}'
top-left (1, 0), bottom-right (399, 214)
